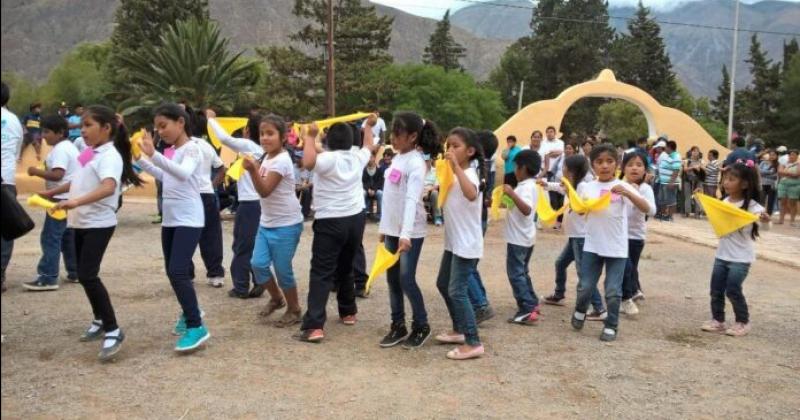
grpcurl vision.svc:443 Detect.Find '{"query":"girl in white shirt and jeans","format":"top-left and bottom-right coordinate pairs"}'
top-left (49, 105), bottom-right (143, 362)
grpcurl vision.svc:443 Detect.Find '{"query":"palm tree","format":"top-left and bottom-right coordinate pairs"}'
top-left (120, 17), bottom-right (258, 111)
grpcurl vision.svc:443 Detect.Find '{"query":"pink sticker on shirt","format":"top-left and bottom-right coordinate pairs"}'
top-left (77, 147), bottom-right (95, 167)
top-left (600, 188), bottom-right (622, 203)
top-left (388, 168), bottom-right (402, 184)
top-left (164, 147), bottom-right (176, 160)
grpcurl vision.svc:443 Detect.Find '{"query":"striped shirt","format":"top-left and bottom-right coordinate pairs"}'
top-left (705, 160), bottom-right (720, 186)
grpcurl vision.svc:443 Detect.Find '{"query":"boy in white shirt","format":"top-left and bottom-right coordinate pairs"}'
top-left (24, 115), bottom-right (80, 290)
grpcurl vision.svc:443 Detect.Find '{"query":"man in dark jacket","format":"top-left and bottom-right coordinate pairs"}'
top-left (363, 153), bottom-right (384, 221)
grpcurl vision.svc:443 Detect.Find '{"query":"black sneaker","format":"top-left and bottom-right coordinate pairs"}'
top-left (543, 294), bottom-right (565, 306)
top-left (474, 305), bottom-right (495, 324)
top-left (402, 324), bottom-right (431, 349)
top-left (355, 288), bottom-right (368, 299)
top-left (22, 280), bottom-right (59, 291)
top-left (379, 322), bottom-right (408, 348)
top-left (571, 312), bottom-right (585, 330)
top-left (98, 330), bottom-right (125, 362)
top-left (600, 327), bottom-right (617, 342)
top-left (248, 283), bottom-right (266, 298)
top-left (228, 289), bottom-right (249, 299)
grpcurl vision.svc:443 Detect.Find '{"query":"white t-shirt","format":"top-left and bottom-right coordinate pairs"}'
top-left (208, 118), bottom-right (263, 201)
top-left (579, 179), bottom-right (640, 258)
top-left (505, 178), bottom-right (538, 247)
top-left (138, 141), bottom-right (204, 228)
top-left (540, 138), bottom-right (564, 175)
top-left (626, 182), bottom-right (656, 240)
top-left (778, 154), bottom-right (789, 166)
top-left (546, 173), bottom-right (594, 238)
top-left (1, 107), bottom-right (24, 185)
top-left (45, 140), bottom-right (80, 199)
top-left (194, 137), bottom-right (224, 194)
top-left (379, 150), bottom-right (427, 239)
top-left (313, 147), bottom-right (371, 219)
top-left (258, 151), bottom-right (303, 228)
top-left (443, 167), bottom-right (483, 259)
top-left (717, 198), bottom-right (764, 263)
top-left (73, 137), bottom-right (87, 152)
top-left (372, 117), bottom-right (387, 140)
top-left (67, 142), bottom-right (123, 229)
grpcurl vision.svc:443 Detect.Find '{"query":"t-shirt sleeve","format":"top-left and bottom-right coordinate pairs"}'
top-left (95, 152), bottom-right (122, 186)
top-left (515, 182), bottom-right (535, 208)
top-left (267, 154), bottom-right (294, 178)
top-left (642, 184), bottom-right (657, 216)
top-left (356, 148), bottom-right (371, 168)
top-left (314, 151), bottom-right (335, 175)
top-left (49, 145), bottom-right (71, 170)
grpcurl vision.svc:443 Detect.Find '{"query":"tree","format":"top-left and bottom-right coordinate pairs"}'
top-left (41, 43), bottom-right (114, 108)
top-left (423, 10), bottom-right (466, 72)
top-left (610, 1), bottom-right (677, 104)
top-left (776, 55), bottom-right (800, 148)
top-left (1, 72), bottom-right (41, 117)
top-left (711, 65), bottom-right (731, 122)
top-left (488, 38), bottom-right (535, 114)
top-left (120, 18), bottom-right (259, 111)
top-left (783, 38), bottom-right (799, 73)
top-left (109, 0), bottom-right (209, 96)
top-left (596, 100), bottom-right (647, 144)
top-left (741, 34), bottom-right (781, 141)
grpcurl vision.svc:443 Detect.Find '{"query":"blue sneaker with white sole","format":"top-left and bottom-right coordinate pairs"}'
top-left (172, 310), bottom-right (206, 336)
top-left (175, 325), bottom-right (210, 353)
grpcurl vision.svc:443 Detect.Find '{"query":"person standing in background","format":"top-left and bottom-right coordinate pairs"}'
top-left (1, 82), bottom-right (24, 293)
top-left (20, 103), bottom-right (43, 161)
top-left (67, 104), bottom-right (84, 141)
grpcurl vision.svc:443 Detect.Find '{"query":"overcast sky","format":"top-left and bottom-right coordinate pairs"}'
top-left (371, 0), bottom-right (800, 20)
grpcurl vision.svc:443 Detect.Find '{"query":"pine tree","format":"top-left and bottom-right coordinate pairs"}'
top-left (611, 0), bottom-right (677, 104)
top-left (784, 38), bottom-right (799, 73)
top-left (711, 65), bottom-right (731, 122)
top-left (423, 10), bottom-right (466, 72)
top-left (776, 55), bottom-right (800, 147)
top-left (742, 34), bottom-right (781, 141)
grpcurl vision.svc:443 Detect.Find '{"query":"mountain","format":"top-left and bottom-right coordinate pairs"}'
top-left (449, 0), bottom-right (800, 97)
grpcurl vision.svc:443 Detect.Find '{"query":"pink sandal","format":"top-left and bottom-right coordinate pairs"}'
top-left (446, 345), bottom-right (485, 360)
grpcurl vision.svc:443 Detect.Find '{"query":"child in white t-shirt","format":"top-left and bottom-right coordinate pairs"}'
top-left (242, 114), bottom-right (305, 328)
top-left (24, 115), bottom-right (80, 290)
top-left (570, 144), bottom-right (650, 342)
top-left (194, 137), bottom-right (226, 288)
top-left (503, 149), bottom-right (542, 325)
top-left (701, 161), bottom-right (769, 337)
top-left (434, 127), bottom-right (485, 361)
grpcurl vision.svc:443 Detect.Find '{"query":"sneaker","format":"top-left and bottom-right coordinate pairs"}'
top-left (586, 310), bottom-right (607, 321)
top-left (379, 322), bottom-right (409, 348)
top-left (294, 329), bottom-right (324, 343)
top-left (248, 283), bottom-right (266, 298)
top-left (207, 277), bottom-right (224, 288)
top-left (22, 279), bottom-right (59, 291)
top-left (599, 327), bottom-right (617, 342)
top-left (340, 315), bottom-right (357, 326)
top-left (402, 324), bottom-right (431, 349)
top-left (228, 289), bottom-right (249, 299)
top-left (98, 330), bottom-right (125, 362)
top-left (474, 305), bottom-right (495, 324)
top-left (61, 275), bottom-right (80, 284)
top-left (175, 325), bottom-right (210, 353)
top-left (620, 299), bottom-right (639, 315)
top-left (508, 310), bottom-right (539, 326)
top-left (701, 319), bottom-right (726, 333)
top-left (543, 294), bottom-right (566, 306)
top-left (632, 290), bottom-right (645, 302)
top-left (80, 320), bottom-right (104, 342)
top-left (151, 215), bottom-right (162, 224)
top-left (571, 312), bottom-right (585, 330)
top-left (355, 288), bottom-right (369, 299)
top-left (172, 310), bottom-right (206, 336)
top-left (725, 322), bottom-right (751, 337)
top-left (434, 217), bottom-right (443, 226)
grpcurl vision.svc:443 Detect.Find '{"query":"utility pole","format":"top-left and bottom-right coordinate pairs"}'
top-left (726, 0), bottom-right (740, 149)
top-left (517, 81), bottom-right (525, 112)
top-left (325, 0), bottom-right (336, 117)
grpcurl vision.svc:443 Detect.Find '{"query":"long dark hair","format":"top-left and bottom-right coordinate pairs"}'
top-left (154, 103), bottom-right (192, 137)
top-left (563, 155), bottom-right (589, 189)
top-left (245, 114), bottom-right (261, 145)
top-left (84, 105), bottom-right (143, 187)
top-left (448, 127), bottom-right (486, 193)
top-left (391, 111), bottom-right (443, 157)
top-left (727, 162), bottom-right (761, 240)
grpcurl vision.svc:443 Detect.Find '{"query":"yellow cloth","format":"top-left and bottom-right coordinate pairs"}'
top-left (490, 186), bottom-right (504, 220)
top-left (130, 130), bottom-right (143, 160)
top-left (311, 112), bottom-right (371, 131)
top-left (694, 193), bottom-right (758, 237)
top-left (536, 185), bottom-right (567, 226)
top-left (27, 194), bottom-right (67, 220)
top-left (435, 159), bottom-right (454, 209)
top-left (208, 117), bottom-right (248, 149)
top-left (365, 244), bottom-right (401, 293)
top-left (226, 157), bottom-right (246, 181)
top-left (562, 177), bottom-right (611, 213)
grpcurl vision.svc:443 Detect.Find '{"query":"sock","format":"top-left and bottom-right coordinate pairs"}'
top-left (103, 328), bottom-right (121, 349)
top-left (87, 320), bottom-right (102, 334)
top-left (574, 311), bottom-right (586, 321)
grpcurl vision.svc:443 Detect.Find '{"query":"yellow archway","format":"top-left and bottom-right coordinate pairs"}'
top-left (494, 69), bottom-right (727, 157)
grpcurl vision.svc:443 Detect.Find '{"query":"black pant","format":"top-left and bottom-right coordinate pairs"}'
top-left (231, 200), bottom-right (260, 293)
top-left (162, 226), bottom-right (203, 328)
top-left (622, 239), bottom-right (645, 300)
top-left (352, 242), bottom-right (368, 292)
top-left (761, 185), bottom-right (777, 216)
top-left (74, 227), bottom-right (118, 332)
top-left (503, 173), bottom-right (518, 188)
top-left (549, 191), bottom-right (565, 223)
top-left (302, 213), bottom-right (366, 330)
top-left (298, 188), bottom-right (313, 218)
top-left (200, 193), bottom-right (224, 278)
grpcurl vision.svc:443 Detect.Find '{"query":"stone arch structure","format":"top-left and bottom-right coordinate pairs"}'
top-left (494, 69), bottom-right (727, 156)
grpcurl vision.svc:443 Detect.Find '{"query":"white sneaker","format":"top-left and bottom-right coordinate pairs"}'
top-left (207, 277), bottom-right (224, 288)
top-left (621, 299), bottom-right (639, 315)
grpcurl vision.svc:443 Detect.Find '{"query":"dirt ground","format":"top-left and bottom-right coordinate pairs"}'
top-left (2, 201), bottom-right (799, 419)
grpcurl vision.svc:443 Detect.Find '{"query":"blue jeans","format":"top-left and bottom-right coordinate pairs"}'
top-left (710, 258), bottom-right (751, 323)
top-left (467, 219), bottom-right (491, 309)
top-left (230, 200), bottom-right (260, 294)
top-left (384, 236), bottom-right (428, 327)
top-left (437, 251), bottom-right (481, 346)
top-left (506, 244), bottom-right (538, 314)
top-left (622, 239), bottom-right (645, 300)
top-left (36, 213), bottom-right (77, 284)
top-left (161, 226), bottom-right (203, 328)
top-left (251, 223), bottom-right (303, 290)
top-left (576, 251), bottom-right (626, 330)
top-left (554, 238), bottom-right (603, 311)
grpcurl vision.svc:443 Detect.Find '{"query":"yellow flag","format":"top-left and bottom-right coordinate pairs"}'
top-left (490, 186), bottom-right (504, 220)
top-left (312, 112), bottom-right (371, 131)
top-left (435, 159), bottom-right (454, 208)
top-left (208, 117), bottom-right (248, 149)
top-left (365, 244), bottom-right (401, 293)
top-left (536, 185), bottom-right (567, 226)
top-left (226, 157), bottom-right (245, 181)
top-left (562, 177), bottom-right (611, 213)
top-left (130, 129), bottom-right (143, 160)
top-left (27, 194), bottom-right (67, 220)
top-left (695, 193), bottom-right (758, 237)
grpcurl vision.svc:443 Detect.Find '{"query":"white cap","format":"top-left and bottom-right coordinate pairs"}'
top-left (777, 146), bottom-right (788, 153)
top-left (655, 140), bottom-right (667, 148)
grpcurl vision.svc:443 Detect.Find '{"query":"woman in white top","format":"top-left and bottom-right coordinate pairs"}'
top-left (138, 104), bottom-right (210, 354)
top-left (242, 114), bottom-right (305, 327)
top-left (377, 112), bottom-right (442, 349)
top-left (207, 112), bottom-right (265, 298)
top-left (47, 105), bottom-right (143, 362)
top-left (570, 144), bottom-right (650, 342)
top-left (619, 151), bottom-right (656, 316)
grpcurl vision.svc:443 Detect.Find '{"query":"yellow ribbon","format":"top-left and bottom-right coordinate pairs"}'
top-left (365, 244), bottom-right (401, 293)
top-left (130, 129), bottom-right (143, 160)
top-left (309, 112), bottom-right (371, 132)
top-left (208, 117), bottom-right (249, 149)
top-left (536, 185), bottom-right (567, 226)
top-left (27, 194), bottom-right (67, 220)
top-left (226, 157), bottom-right (247, 181)
top-left (694, 193), bottom-right (758, 237)
top-left (561, 177), bottom-right (611, 213)
top-left (435, 159), bottom-right (454, 209)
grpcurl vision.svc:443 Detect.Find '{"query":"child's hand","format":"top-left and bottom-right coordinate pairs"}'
top-left (379, 234), bottom-right (385, 243)
top-left (398, 238), bottom-right (411, 254)
top-left (365, 114), bottom-right (378, 127)
top-left (37, 190), bottom-right (54, 198)
top-left (54, 199), bottom-right (79, 210)
top-left (140, 130), bottom-right (155, 157)
top-left (693, 187), bottom-right (703, 195)
top-left (242, 156), bottom-right (258, 173)
top-left (27, 166), bottom-right (39, 176)
top-left (611, 184), bottom-right (629, 197)
top-left (205, 108), bottom-right (217, 119)
top-left (536, 179), bottom-right (547, 187)
top-left (444, 151), bottom-right (458, 169)
top-left (759, 212), bottom-right (771, 223)
top-left (305, 123), bottom-right (320, 139)
top-left (503, 184), bottom-right (514, 195)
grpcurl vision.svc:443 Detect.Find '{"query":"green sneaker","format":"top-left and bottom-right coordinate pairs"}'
top-left (175, 325), bottom-right (210, 353)
top-left (172, 310), bottom-right (206, 336)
